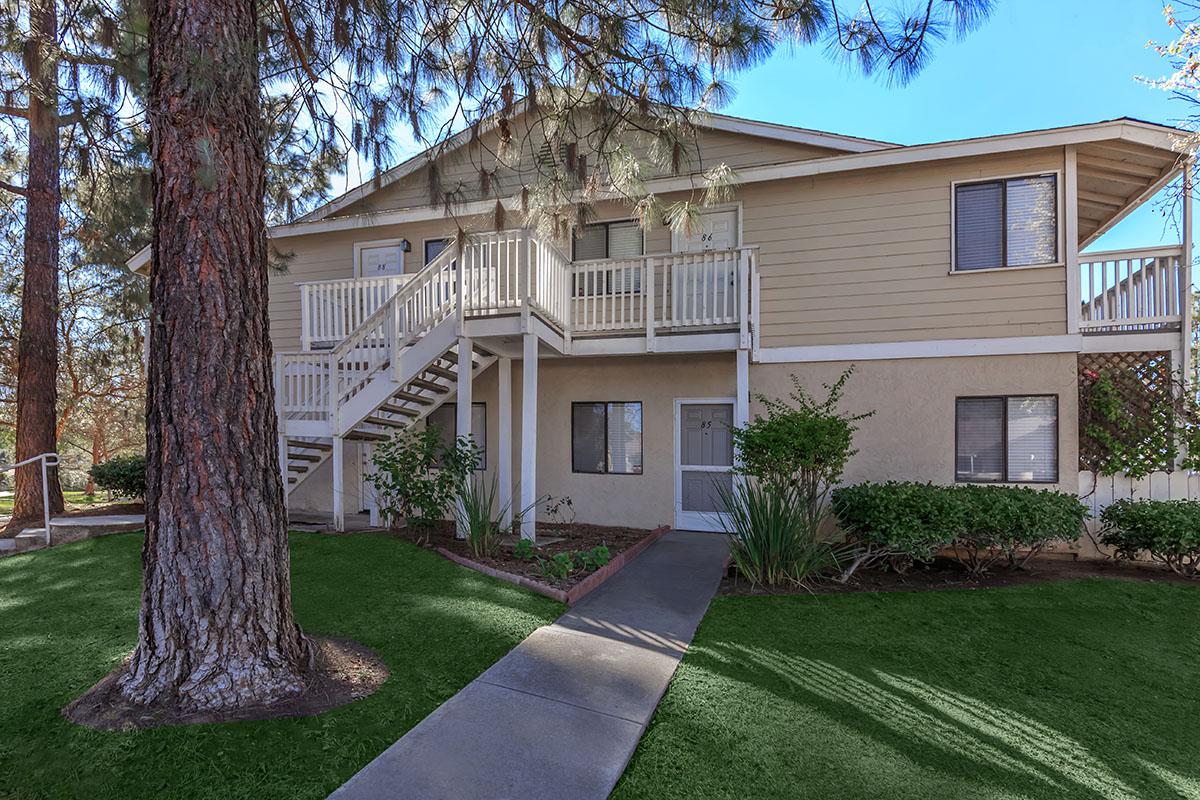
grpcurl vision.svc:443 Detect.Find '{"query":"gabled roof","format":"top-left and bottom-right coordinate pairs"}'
top-left (292, 109), bottom-right (898, 226)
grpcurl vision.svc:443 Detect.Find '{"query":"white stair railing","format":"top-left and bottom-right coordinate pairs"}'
top-left (0, 452), bottom-right (60, 545)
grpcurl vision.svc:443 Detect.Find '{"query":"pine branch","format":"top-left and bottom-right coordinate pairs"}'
top-left (0, 105), bottom-right (29, 119)
top-left (273, 0), bottom-right (317, 82)
top-left (0, 181), bottom-right (27, 197)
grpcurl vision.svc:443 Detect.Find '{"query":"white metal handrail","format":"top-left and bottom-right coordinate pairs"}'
top-left (0, 452), bottom-right (60, 545)
top-left (1080, 245), bottom-right (1187, 331)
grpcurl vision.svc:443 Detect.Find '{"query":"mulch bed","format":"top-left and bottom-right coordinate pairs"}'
top-left (721, 554), bottom-right (1199, 596)
top-left (395, 520), bottom-right (658, 592)
top-left (57, 501), bottom-right (144, 518)
top-left (63, 636), bottom-right (387, 731)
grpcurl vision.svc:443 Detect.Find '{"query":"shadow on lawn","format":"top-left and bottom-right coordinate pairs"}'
top-left (684, 640), bottom-right (1193, 800)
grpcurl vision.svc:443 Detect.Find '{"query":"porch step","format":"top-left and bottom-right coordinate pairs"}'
top-left (362, 416), bottom-right (406, 428)
top-left (288, 451), bottom-right (323, 462)
top-left (425, 364), bottom-right (456, 381)
top-left (346, 430), bottom-right (389, 442)
top-left (289, 440), bottom-right (333, 452)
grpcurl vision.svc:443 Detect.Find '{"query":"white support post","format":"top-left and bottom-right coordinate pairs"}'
top-left (332, 437), bottom-right (344, 532)
top-left (520, 332), bottom-right (538, 541)
top-left (497, 357), bottom-right (514, 531)
top-left (738, 249), bottom-right (751, 349)
top-left (1065, 145), bottom-right (1081, 335)
top-left (1183, 159), bottom-right (1194, 388)
top-left (455, 336), bottom-right (474, 539)
top-left (734, 349), bottom-right (751, 494)
top-left (278, 434), bottom-right (290, 501)
top-left (645, 257), bottom-right (656, 352)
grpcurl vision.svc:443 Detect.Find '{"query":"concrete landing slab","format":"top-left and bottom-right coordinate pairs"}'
top-left (329, 531), bottom-right (728, 800)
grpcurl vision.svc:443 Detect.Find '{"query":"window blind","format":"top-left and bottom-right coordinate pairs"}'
top-left (606, 402), bottom-right (644, 474)
top-left (956, 397), bottom-right (1005, 481)
top-left (424, 238), bottom-right (449, 266)
top-left (571, 403), bottom-right (608, 473)
top-left (573, 226), bottom-right (607, 261)
top-left (955, 182), bottom-right (1004, 271)
top-left (1005, 176), bottom-right (1057, 266)
top-left (1006, 396), bottom-right (1057, 482)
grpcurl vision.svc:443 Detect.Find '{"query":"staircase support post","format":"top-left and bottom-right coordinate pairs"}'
top-left (497, 357), bottom-right (513, 531)
top-left (278, 434), bottom-right (289, 503)
top-left (520, 332), bottom-right (538, 541)
top-left (455, 337), bottom-right (474, 539)
top-left (332, 436), bottom-right (344, 532)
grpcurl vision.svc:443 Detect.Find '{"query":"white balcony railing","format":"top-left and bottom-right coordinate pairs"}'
top-left (299, 274), bottom-right (410, 349)
top-left (294, 233), bottom-right (757, 352)
top-left (1080, 246), bottom-right (1188, 333)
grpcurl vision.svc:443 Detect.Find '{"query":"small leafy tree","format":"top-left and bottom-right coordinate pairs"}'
top-left (731, 368), bottom-right (873, 526)
top-left (368, 427), bottom-right (479, 530)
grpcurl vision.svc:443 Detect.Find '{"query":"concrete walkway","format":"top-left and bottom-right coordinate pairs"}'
top-left (329, 530), bottom-right (728, 800)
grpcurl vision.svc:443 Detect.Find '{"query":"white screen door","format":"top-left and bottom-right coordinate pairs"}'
top-left (675, 400), bottom-right (735, 532)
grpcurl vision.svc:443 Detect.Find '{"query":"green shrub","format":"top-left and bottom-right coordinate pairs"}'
top-left (831, 481), bottom-right (1085, 578)
top-left (89, 454), bottom-right (146, 499)
top-left (367, 427), bottom-right (479, 530)
top-left (1099, 499), bottom-right (1200, 577)
top-left (723, 480), bottom-right (849, 588)
top-left (578, 545), bottom-right (611, 571)
top-left (952, 485), bottom-right (1086, 575)
top-left (513, 538), bottom-right (535, 561)
top-left (831, 482), bottom-right (961, 573)
top-left (732, 368), bottom-right (872, 527)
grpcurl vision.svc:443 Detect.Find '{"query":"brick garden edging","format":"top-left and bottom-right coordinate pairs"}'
top-left (436, 523), bottom-right (672, 605)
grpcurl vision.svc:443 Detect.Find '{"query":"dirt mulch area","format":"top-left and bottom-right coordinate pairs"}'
top-left (63, 636), bottom-right (387, 731)
top-left (57, 501), bottom-right (144, 519)
top-left (395, 520), bottom-right (655, 590)
top-left (721, 554), bottom-right (1198, 597)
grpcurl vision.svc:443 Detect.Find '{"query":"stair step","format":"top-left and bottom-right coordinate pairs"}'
top-left (377, 403), bottom-right (418, 417)
top-left (363, 416), bottom-right (408, 428)
top-left (346, 430), bottom-right (389, 442)
top-left (288, 440), bottom-right (333, 452)
top-left (288, 452), bottom-right (322, 462)
top-left (409, 378), bottom-right (448, 394)
top-left (290, 464), bottom-right (310, 474)
top-left (425, 364), bottom-right (456, 381)
top-left (392, 390), bottom-right (433, 406)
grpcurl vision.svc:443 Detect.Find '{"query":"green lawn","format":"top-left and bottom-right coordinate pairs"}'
top-left (0, 490), bottom-right (109, 516)
top-left (614, 580), bottom-right (1200, 800)
top-left (0, 531), bottom-right (562, 800)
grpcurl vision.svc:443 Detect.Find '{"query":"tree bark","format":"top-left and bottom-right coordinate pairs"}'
top-left (13, 0), bottom-right (65, 521)
top-left (120, 0), bottom-right (311, 712)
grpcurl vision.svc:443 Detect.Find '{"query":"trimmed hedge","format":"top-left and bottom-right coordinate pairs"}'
top-left (831, 481), bottom-right (1087, 577)
top-left (1099, 498), bottom-right (1200, 577)
top-left (89, 454), bottom-right (146, 499)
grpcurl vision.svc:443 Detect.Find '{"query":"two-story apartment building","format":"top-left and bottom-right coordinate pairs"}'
top-left (129, 112), bottom-right (1194, 538)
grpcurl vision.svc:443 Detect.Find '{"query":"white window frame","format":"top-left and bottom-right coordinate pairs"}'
top-left (422, 236), bottom-right (451, 266)
top-left (353, 237), bottom-right (407, 278)
top-left (949, 170), bottom-right (1064, 275)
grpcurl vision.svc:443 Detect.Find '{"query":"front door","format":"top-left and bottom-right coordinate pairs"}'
top-left (675, 400), bottom-right (735, 532)
top-left (672, 209), bottom-right (739, 324)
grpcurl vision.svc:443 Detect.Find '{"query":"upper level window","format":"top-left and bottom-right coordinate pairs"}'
top-left (954, 175), bottom-right (1058, 271)
top-left (572, 220), bottom-right (643, 261)
top-left (424, 238), bottom-right (449, 266)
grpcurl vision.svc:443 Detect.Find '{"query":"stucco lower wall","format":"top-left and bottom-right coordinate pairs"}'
top-left (750, 353), bottom-right (1080, 494)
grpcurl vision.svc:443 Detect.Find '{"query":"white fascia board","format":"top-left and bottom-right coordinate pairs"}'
top-left (755, 334), bottom-right (1084, 364)
top-left (699, 113), bottom-right (896, 153)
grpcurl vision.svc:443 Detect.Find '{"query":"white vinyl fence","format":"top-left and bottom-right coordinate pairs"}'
top-left (1078, 470), bottom-right (1200, 536)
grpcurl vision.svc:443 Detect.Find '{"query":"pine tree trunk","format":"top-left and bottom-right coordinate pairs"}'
top-left (13, 0), bottom-right (65, 522)
top-left (120, 0), bottom-right (311, 712)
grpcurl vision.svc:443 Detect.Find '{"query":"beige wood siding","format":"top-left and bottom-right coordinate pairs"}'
top-left (745, 148), bottom-right (1068, 348)
top-left (333, 125), bottom-right (839, 217)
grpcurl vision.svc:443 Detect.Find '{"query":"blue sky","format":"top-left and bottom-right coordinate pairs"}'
top-left (717, 0), bottom-right (1189, 252)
